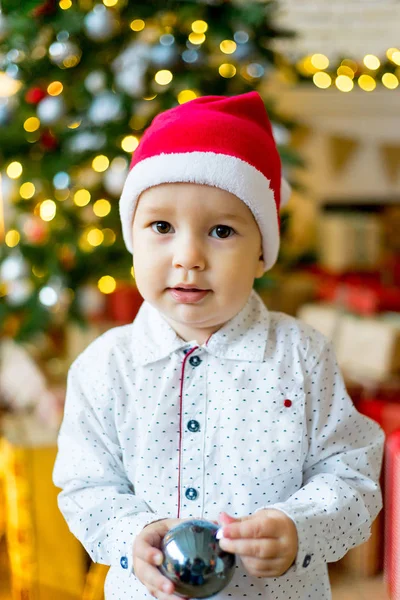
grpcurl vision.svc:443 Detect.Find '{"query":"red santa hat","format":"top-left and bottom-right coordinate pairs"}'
top-left (119, 91), bottom-right (291, 271)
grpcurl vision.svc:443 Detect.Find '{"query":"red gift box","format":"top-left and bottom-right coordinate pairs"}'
top-left (106, 283), bottom-right (144, 324)
top-left (385, 431), bottom-right (400, 599)
top-left (356, 400), bottom-right (400, 437)
top-left (307, 266), bottom-right (400, 316)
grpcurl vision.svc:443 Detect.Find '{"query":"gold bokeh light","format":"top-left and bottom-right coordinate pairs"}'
top-left (74, 189), bottom-right (91, 207)
top-left (192, 20), bottom-right (208, 34)
top-left (155, 70), bottom-right (173, 85)
top-left (93, 199), bottom-right (111, 217)
top-left (40, 199), bottom-right (57, 222)
top-left (92, 155), bottom-right (110, 172)
top-left (98, 275), bottom-right (116, 294)
top-left (313, 72), bottom-right (331, 89)
top-left (219, 64), bottom-right (236, 78)
top-left (20, 182), bottom-right (35, 199)
top-left (178, 90), bottom-right (197, 104)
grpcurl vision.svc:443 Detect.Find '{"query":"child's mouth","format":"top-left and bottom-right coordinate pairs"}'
top-left (169, 288), bottom-right (210, 304)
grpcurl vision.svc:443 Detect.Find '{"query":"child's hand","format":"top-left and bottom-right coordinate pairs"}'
top-left (133, 518), bottom-right (186, 600)
top-left (218, 510), bottom-right (298, 578)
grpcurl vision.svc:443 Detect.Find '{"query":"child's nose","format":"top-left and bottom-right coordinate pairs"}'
top-left (172, 236), bottom-right (206, 271)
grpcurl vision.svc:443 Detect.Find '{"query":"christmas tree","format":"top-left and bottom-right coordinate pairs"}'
top-left (0, 0), bottom-right (300, 344)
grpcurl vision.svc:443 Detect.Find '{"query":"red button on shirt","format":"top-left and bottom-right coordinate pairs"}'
top-left (284, 399), bottom-right (292, 408)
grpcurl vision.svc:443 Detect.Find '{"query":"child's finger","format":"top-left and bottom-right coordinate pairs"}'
top-left (138, 560), bottom-right (175, 596)
top-left (134, 537), bottom-right (163, 564)
top-left (219, 537), bottom-right (279, 559)
top-left (222, 517), bottom-right (279, 541)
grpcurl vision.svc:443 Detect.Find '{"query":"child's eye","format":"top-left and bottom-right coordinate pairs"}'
top-left (210, 225), bottom-right (235, 239)
top-left (151, 221), bottom-right (173, 234)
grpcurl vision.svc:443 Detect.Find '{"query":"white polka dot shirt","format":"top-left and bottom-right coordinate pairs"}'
top-left (53, 290), bottom-right (384, 600)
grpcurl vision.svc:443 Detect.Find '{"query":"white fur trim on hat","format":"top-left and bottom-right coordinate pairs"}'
top-left (119, 151), bottom-right (282, 271)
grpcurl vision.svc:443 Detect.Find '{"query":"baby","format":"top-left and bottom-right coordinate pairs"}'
top-left (54, 91), bottom-right (384, 600)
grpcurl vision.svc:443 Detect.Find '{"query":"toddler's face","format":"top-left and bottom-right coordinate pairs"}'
top-left (132, 182), bottom-right (264, 344)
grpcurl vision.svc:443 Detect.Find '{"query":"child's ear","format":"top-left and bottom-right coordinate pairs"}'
top-left (255, 252), bottom-right (264, 278)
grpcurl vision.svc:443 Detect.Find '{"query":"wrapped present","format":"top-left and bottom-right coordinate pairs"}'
top-left (318, 212), bottom-right (383, 274)
top-left (385, 431), bottom-right (400, 599)
top-left (1, 414), bottom-right (87, 600)
top-left (106, 281), bottom-right (144, 324)
top-left (312, 267), bottom-right (400, 316)
top-left (298, 303), bottom-right (400, 381)
top-left (356, 400), bottom-right (400, 437)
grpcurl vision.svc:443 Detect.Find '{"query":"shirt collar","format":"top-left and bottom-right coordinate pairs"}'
top-left (130, 289), bottom-right (270, 366)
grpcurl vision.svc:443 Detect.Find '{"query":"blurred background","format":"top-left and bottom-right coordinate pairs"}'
top-left (0, 1), bottom-right (399, 599)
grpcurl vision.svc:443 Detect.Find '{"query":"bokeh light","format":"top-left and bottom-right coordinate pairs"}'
top-left (98, 275), bottom-right (116, 294)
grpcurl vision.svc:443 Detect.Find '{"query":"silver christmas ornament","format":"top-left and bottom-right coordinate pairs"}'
top-left (113, 42), bottom-right (150, 98)
top-left (85, 70), bottom-right (107, 95)
top-left (67, 131), bottom-right (106, 154)
top-left (84, 5), bottom-right (118, 42)
top-left (7, 48), bottom-right (26, 63)
top-left (49, 40), bottom-right (81, 68)
top-left (6, 280), bottom-right (33, 306)
top-left (0, 253), bottom-right (28, 282)
top-left (88, 91), bottom-right (123, 125)
top-left (0, 98), bottom-right (14, 126)
top-left (37, 96), bottom-right (66, 125)
top-left (159, 520), bottom-right (235, 598)
top-left (39, 285), bottom-right (59, 308)
top-left (150, 43), bottom-right (178, 68)
top-left (6, 64), bottom-right (20, 79)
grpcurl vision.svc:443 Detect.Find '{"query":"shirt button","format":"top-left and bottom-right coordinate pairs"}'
top-left (185, 487), bottom-right (198, 500)
top-left (187, 420), bottom-right (200, 433)
top-left (120, 556), bottom-right (129, 570)
top-left (189, 356), bottom-right (202, 367)
top-left (302, 554), bottom-right (312, 568)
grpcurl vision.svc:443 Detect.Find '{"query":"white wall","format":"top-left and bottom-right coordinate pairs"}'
top-left (263, 86), bottom-right (400, 259)
top-left (278, 87), bottom-right (400, 203)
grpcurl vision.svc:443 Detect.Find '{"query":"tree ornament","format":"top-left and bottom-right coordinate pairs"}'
top-left (49, 33), bottom-right (82, 69)
top-left (150, 42), bottom-right (178, 68)
top-left (84, 70), bottom-right (107, 95)
top-left (25, 87), bottom-right (47, 105)
top-left (6, 279), bottom-right (33, 306)
top-left (84, 5), bottom-right (118, 42)
top-left (32, 0), bottom-right (57, 18)
top-left (37, 95), bottom-right (66, 125)
top-left (23, 216), bottom-right (49, 245)
top-left (38, 277), bottom-right (63, 308)
top-left (58, 244), bottom-right (76, 271)
top-left (113, 42), bottom-right (150, 98)
top-left (0, 98), bottom-right (14, 126)
top-left (159, 520), bottom-right (235, 598)
top-left (67, 130), bottom-right (107, 154)
top-left (0, 252), bottom-right (28, 282)
top-left (88, 91), bottom-right (123, 125)
top-left (40, 129), bottom-right (59, 150)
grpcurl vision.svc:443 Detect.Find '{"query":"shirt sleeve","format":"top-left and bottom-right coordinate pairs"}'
top-left (259, 341), bottom-right (385, 575)
top-left (53, 361), bottom-right (163, 572)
